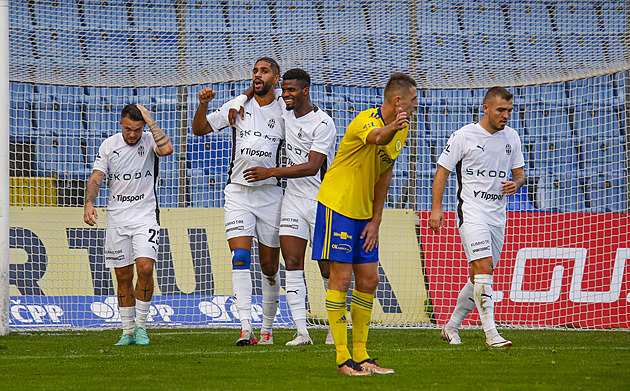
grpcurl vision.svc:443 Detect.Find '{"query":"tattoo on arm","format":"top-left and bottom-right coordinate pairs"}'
top-left (148, 122), bottom-right (170, 147)
top-left (85, 171), bottom-right (105, 204)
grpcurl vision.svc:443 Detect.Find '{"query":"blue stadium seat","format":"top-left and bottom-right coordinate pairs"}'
top-left (537, 138), bottom-right (578, 175)
top-left (35, 135), bottom-right (88, 176)
top-left (579, 136), bottom-right (626, 174)
top-left (561, 34), bottom-right (606, 66)
top-left (586, 172), bottom-right (627, 213)
top-left (32, 0), bottom-right (81, 29)
top-left (158, 170), bottom-right (180, 208)
top-left (417, 3), bottom-right (460, 34)
top-left (606, 33), bottom-right (629, 68)
top-left (507, 185), bottom-right (535, 212)
top-left (188, 168), bottom-right (227, 207)
top-left (466, 34), bottom-right (512, 64)
top-left (9, 0), bottom-right (31, 28)
top-left (227, 0), bottom-right (272, 32)
top-left (416, 138), bottom-right (434, 175)
top-left (521, 84), bottom-right (568, 107)
top-left (231, 32), bottom-right (276, 59)
top-left (277, 31), bottom-right (325, 62)
top-left (318, 1), bottom-right (370, 33)
top-left (573, 108), bottom-right (621, 138)
top-left (132, 31), bottom-right (178, 61)
top-left (81, 0), bottom-right (132, 30)
top-left (461, 1), bottom-right (505, 34)
top-left (555, 2), bottom-right (598, 35)
top-left (427, 106), bottom-right (473, 139)
top-left (522, 107), bottom-right (571, 138)
top-left (416, 172), bottom-right (433, 211)
top-left (187, 133), bottom-right (232, 170)
top-left (567, 76), bottom-right (615, 107)
top-left (272, 1), bottom-right (319, 32)
top-left (323, 32), bottom-right (371, 62)
top-left (505, 2), bottom-right (551, 34)
top-left (370, 1), bottom-right (410, 34)
top-left (186, 32), bottom-right (231, 70)
top-left (599, 1), bottom-right (626, 33)
top-left (186, 0), bottom-right (230, 31)
top-left (33, 30), bottom-right (83, 60)
top-left (371, 32), bottom-right (410, 66)
top-left (132, 0), bottom-right (177, 31)
top-left (83, 31), bottom-right (134, 66)
top-left (557, 173), bottom-right (586, 213)
top-left (420, 33), bottom-right (465, 62)
top-left (510, 34), bottom-right (560, 64)
top-left (9, 83), bottom-right (35, 137)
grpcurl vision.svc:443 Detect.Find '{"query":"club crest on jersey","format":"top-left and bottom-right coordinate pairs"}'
top-left (138, 145), bottom-right (145, 157)
top-left (297, 128), bottom-right (303, 138)
top-left (395, 140), bottom-right (402, 152)
top-left (268, 118), bottom-right (276, 129)
top-left (505, 144), bottom-right (512, 155)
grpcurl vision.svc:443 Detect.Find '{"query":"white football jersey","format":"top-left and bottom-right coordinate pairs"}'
top-left (206, 96), bottom-right (285, 187)
top-left (282, 105), bottom-right (337, 200)
top-left (437, 123), bottom-right (525, 226)
top-left (92, 132), bottom-right (160, 227)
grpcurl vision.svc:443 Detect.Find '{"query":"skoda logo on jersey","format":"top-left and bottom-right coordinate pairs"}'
top-left (395, 140), bottom-right (402, 152)
top-left (268, 118), bottom-right (276, 129)
top-left (138, 145), bottom-right (145, 157)
top-left (505, 144), bottom-right (512, 156)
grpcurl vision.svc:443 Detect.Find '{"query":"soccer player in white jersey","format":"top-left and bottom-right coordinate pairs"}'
top-left (84, 103), bottom-right (173, 346)
top-left (192, 57), bottom-right (285, 346)
top-left (429, 87), bottom-right (526, 347)
top-left (242, 68), bottom-right (337, 346)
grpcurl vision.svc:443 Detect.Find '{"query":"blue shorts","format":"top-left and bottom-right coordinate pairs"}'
top-left (312, 202), bottom-right (379, 264)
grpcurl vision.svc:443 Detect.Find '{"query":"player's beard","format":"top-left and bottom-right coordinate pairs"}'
top-left (254, 80), bottom-right (273, 97)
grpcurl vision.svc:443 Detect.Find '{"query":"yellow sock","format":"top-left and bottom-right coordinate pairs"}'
top-left (326, 289), bottom-right (351, 365)
top-left (350, 290), bottom-right (374, 363)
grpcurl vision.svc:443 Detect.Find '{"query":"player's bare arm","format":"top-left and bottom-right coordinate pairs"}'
top-left (243, 151), bottom-right (327, 182)
top-left (192, 87), bottom-right (216, 136)
top-left (365, 107), bottom-right (409, 145)
top-left (361, 165), bottom-right (393, 252)
top-left (501, 167), bottom-right (526, 196)
top-left (429, 165), bottom-right (451, 234)
top-left (83, 170), bottom-right (105, 226)
top-left (136, 104), bottom-right (173, 157)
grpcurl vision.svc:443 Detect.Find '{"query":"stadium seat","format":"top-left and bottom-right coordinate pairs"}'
top-left (369, 1), bottom-right (410, 34)
top-left (187, 133), bottom-right (232, 171)
top-left (132, 0), bottom-right (177, 31)
top-left (534, 174), bottom-right (561, 211)
top-left (9, 0), bottom-right (31, 28)
top-left (573, 108), bottom-right (622, 139)
top-left (132, 31), bottom-right (178, 62)
top-left (427, 106), bottom-right (473, 139)
top-left (318, 0), bottom-right (370, 33)
top-left (505, 2), bottom-right (551, 34)
top-left (507, 185), bottom-right (536, 212)
top-left (555, 2), bottom-right (598, 35)
top-left (461, 1), bottom-right (505, 34)
top-left (560, 34), bottom-right (606, 67)
top-left (566, 76), bottom-right (615, 107)
top-left (466, 34), bottom-right (512, 65)
top-left (277, 31), bottom-right (325, 63)
top-left (521, 84), bottom-right (568, 107)
top-left (32, 0), bottom-right (81, 29)
top-left (227, 0), bottom-right (272, 32)
top-left (420, 33), bottom-right (465, 63)
top-left (158, 170), bottom-right (180, 208)
top-left (417, 3), bottom-right (460, 34)
top-left (271, 1), bottom-right (319, 31)
top-left (579, 136), bottom-right (626, 174)
top-left (510, 34), bottom-right (560, 65)
top-left (522, 107), bottom-right (571, 139)
top-left (599, 1), bottom-right (626, 33)
top-left (586, 172), bottom-right (628, 213)
top-left (81, 0), bottom-right (132, 30)
top-left (557, 173), bottom-right (586, 213)
top-left (188, 168), bottom-right (227, 208)
top-left (231, 32), bottom-right (276, 58)
top-left (33, 30), bottom-right (82, 61)
top-left (186, 0), bottom-right (230, 31)
top-left (416, 172), bottom-right (433, 211)
top-left (537, 138), bottom-right (578, 175)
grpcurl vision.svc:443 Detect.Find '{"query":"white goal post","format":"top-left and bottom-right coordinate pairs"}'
top-left (2, 0), bottom-right (629, 331)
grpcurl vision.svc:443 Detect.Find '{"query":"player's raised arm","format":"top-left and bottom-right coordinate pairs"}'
top-left (192, 87), bottom-right (216, 136)
top-left (136, 104), bottom-right (173, 157)
top-left (84, 170), bottom-right (105, 226)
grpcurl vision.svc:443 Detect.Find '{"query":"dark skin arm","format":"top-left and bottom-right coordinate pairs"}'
top-left (243, 151), bottom-right (327, 182)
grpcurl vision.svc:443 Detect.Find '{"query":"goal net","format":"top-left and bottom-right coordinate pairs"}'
top-left (5, 0), bottom-right (629, 330)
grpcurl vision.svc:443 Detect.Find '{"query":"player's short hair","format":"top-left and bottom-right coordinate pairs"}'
top-left (283, 68), bottom-right (311, 89)
top-left (484, 87), bottom-right (514, 104)
top-left (255, 57), bottom-right (281, 76)
top-left (121, 104), bottom-right (144, 122)
top-left (384, 72), bottom-right (417, 102)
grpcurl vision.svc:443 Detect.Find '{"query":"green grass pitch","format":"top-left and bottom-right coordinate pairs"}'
top-left (1, 328), bottom-right (629, 390)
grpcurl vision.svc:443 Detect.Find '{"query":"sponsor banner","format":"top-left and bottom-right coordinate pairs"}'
top-left (8, 295), bottom-right (291, 328)
top-left (9, 207), bottom-right (429, 329)
top-left (419, 211), bottom-right (630, 328)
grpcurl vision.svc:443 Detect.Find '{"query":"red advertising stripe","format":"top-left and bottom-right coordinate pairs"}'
top-left (419, 211), bottom-right (630, 328)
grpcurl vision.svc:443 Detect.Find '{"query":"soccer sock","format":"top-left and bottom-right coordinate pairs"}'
top-left (119, 306), bottom-right (135, 335)
top-left (135, 299), bottom-right (151, 329)
top-left (446, 279), bottom-right (476, 329)
top-left (261, 273), bottom-right (280, 334)
top-left (232, 269), bottom-right (252, 331)
top-left (473, 274), bottom-right (499, 338)
top-left (326, 289), bottom-right (351, 365)
top-left (285, 270), bottom-right (308, 335)
top-left (350, 290), bottom-right (374, 363)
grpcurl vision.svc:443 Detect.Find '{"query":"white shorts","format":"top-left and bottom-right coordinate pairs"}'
top-left (224, 183), bottom-right (283, 247)
top-left (458, 222), bottom-right (505, 266)
top-left (279, 192), bottom-right (317, 243)
top-left (105, 223), bottom-right (160, 268)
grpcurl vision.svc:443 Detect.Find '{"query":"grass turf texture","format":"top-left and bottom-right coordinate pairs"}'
top-left (1, 328), bottom-right (628, 390)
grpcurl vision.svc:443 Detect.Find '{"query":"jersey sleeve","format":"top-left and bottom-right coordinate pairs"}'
top-left (352, 110), bottom-right (380, 145)
top-left (92, 141), bottom-right (109, 175)
top-left (205, 100), bottom-right (232, 131)
top-left (511, 134), bottom-right (525, 169)
top-left (310, 117), bottom-right (337, 156)
top-left (437, 131), bottom-right (464, 172)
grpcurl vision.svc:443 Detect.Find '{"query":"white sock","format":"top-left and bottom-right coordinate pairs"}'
top-left (135, 299), bottom-right (151, 329)
top-left (232, 269), bottom-right (252, 331)
top-left (473, 274), bottom-right (499, 338)
top-left (119, 306), bottom-right (135, 335)
top-left (286, 270), bottom-right (308, 334)
top-left (446, 279), bottom-right (475, 329)
top-left (261, 273), bottom-right (280, 334)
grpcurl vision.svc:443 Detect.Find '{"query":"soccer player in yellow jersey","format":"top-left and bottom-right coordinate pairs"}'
top-left (312, 72), bottom-right (418, 376)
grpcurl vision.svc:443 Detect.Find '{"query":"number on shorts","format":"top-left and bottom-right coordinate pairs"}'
top-left (148, 228), bottom-right (159, 244)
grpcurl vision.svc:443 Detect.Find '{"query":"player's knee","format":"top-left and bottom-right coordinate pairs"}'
top-left (232, 248), bottom-right (252, 270)
top-left (260, 262), bottom-right (279, 276)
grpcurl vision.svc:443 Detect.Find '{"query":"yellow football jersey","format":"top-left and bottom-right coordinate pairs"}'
top-left (317, 107), bottom-right (408, 219)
